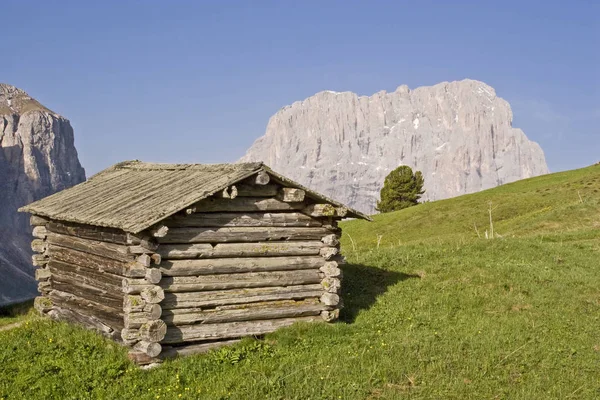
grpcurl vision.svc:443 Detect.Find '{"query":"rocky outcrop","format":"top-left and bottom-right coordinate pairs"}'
top-left (241, 79), bottom-right (549, 214)
top-left (0, 84), bottom-right (85, 305)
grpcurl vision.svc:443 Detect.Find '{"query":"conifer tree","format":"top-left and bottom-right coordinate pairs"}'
top-left (376, 165), bottom-right (425, 213)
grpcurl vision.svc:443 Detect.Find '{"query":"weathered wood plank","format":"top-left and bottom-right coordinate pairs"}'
top-left (50, 277), bottom-right (123, 309)
top-left (122, 320), bottom-right (167, 343)
top-left (47, 221), bottom-right (129, 245)
top-left (48, 259), bottom-right (124, 289)
top-left (232, 183), bottom-right (279, 197)
top-left (32, 254), bottom-right (49, 267)
top-left (166, 212), bottom-right (322, 228)
top-left (161, 270), bottom-right (323, 293)
top-left (160, 256), bottom-right (325, 276)
top-left (191, 197), bottom-right (304, 213)
top-left (48, 289), bottom-right (124, 329)
top-left (158, 226), bottom-right (333, 244)
top-left (319, 261), bottom-right (342, 278)
top-left (35, 268), bottom-right (51, 281)
top-left (30, 215), bottom-right (49, 226)
top-left (47, 244), bottom-right (146, 278)
top-left (163, 299), bottom-right (326, 326)
top-left (303, 204), bottom-right (336, 217)
top-left (277, 188), bottom-right (305, 202)
top-left (161, 284), bottom-right (324, 310)
top-left (162, 316), bottom-right (320, 344)
top-left (32, 226), bottom-right (48, 239)
top-left (47, 306), bottom-right (118, 339)
top-left (31, 239), bottom-right (47, 253)
top-left (158, 241), bottom-right (327, 259)
top-left (134, 341), bottom-right (162, 358)
top-left (46, 232), bottom-right (134, 262)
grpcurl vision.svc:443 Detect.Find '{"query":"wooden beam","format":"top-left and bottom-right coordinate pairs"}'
top-left (160, 270), bottom-right (323, 293)
top-left (190, 197), bottom-right (304, 213)
top-left (160, 256), bottom-right (325, 276)
top-left (158, 226), bottom-right (332, 244)
top-left (158, 241), bottom-right (327, 259)
top-left (277, 188), bottom-right (305, 203)
top-left (30, 215), bottom-right (49, 226)
top-left (161, 284), bottom-right (324, 310)
top-left (165, 212), bottom-right (322, 228)
top-left (46, 232), bottom-right (134, 263)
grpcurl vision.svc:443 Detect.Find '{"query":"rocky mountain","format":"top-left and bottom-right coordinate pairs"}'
top-left (0, 84), bottom-right (85, 306)
top-left (241, 79), bottom-right (549, 214)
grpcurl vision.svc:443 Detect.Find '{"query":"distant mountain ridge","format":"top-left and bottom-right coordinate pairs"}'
top-left (0, 83), bottom-right (85, 305)
top-left (241, 79), bottom-right (549, 213)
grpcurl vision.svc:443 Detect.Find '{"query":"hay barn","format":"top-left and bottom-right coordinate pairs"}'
top-left (19, 161), bottom-right (370, 364)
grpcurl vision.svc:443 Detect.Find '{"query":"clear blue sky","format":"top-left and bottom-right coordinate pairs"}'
top-left (3, 1), bottom-right (598, 176)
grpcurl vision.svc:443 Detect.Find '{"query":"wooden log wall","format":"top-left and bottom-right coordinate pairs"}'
top-left (130, 175), bottom-right (346, 365)
top-left (29, 216), bottom-right (166, 357)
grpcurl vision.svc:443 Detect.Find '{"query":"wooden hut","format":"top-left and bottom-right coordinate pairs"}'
top-left (19, 161), bottom-right (370, 364)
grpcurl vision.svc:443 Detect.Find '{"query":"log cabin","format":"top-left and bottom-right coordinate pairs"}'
top-left (19, 161), bottom-right (370, 365)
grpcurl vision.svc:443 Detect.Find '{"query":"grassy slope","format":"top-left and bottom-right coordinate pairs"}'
top-left (1, 166), bottom-right (599, 399)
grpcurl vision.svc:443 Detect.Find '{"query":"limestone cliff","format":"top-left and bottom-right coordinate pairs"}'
top-left (241, 79), bottom-right (549, 214)
top-left (0, 84), bottom-right (85, 305)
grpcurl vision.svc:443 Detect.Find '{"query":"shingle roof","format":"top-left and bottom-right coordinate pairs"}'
top-left (19, 161), bottom-right (370, 233)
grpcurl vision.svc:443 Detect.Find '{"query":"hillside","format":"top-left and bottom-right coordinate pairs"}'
top-left (342, 163), bottom-right (600, 248)
top-left (1, 166), bottom-right (599, 399)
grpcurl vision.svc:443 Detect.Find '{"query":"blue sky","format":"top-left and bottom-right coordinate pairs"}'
top-left (3, 1), bottom-right (598, 176)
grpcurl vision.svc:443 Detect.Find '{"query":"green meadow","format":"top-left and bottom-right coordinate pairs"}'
top-left (1, 165), bottom-right (599, 399)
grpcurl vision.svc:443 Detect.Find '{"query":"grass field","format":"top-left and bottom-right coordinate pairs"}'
top-left (1, 165), bottom-right (599, 399)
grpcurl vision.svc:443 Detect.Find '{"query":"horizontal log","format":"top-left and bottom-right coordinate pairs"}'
top-left (48, 259), bottom-right (124, 290)
top-left (121, 320), bottom-right (167, 343)
top-left (46, 232), bottom-right (134, 263)
top-left (145, 268), bottom-right (162, 284)
top-left (48, 306), bottom-right (118, 339)
top-left (30, 215), bottom-right (49, 226)
top-left (47, 245), bottom-right (146, 278)
top-left (32, 254), bottom-right (48, 267)
top-left (47, 221), bottom-right (129, 245)
top-left (32, 226), bottom-right (48, 239)
top-left (160, 340), bottom-right (241, 360)
top-left (165, 212), bottom-right (322, 228)
top-left (122, 282), bottom-right (165, 303)
top-left (303, 204), bottom-right (336, 217)
top-left (134, 341), bottom-right (162, 358)
top-left (31, 239), bottom-right (47, 253)
top-left (126, 233), bottom-right (157, 248)
top-left (163, 299), bottom-right (326, 326)
top-left (48, 289), bottom-right (124, 329)
top-left (35, 268), bottom-right (51, 281)
top-left (232, 183), bottom-right (279, 197)
top-left (159, 241), bottom-right (327, 259)
top-left (158, 226), bottom-right (333, 244)
top-left (50, 278), bottom-right (123, 309)
top-left (319, 247), bottom-right (339, 260)
top-left (253, 171), bottom-right (270, 185)
top-left (161, 284), bottom-right (324, 310)
top-left (160, 256), bottom-right (325, 276)
top-left (162, 316), bottom-right (320, 344)
top-left (150, 225), bottom-right (169, 238)
top-left (319, 261), bottom-right (342, 278)
top-left (321, 309), bottom-right (340, 322)
top-left (124, 308), bottom-right (162, 329)
top-left (320, 293), bottom-right (340, 306)
top-left (321, 234), bottom-right (340, 247)
top-left (277, 188), bottom-right (305, 203)
top-left (321, 277), bottom-right (341, 293)
top-left (161, 270), bottom-right (323, 293)
top-left (191, 197), bottom-right (304, 213)
top-left (38, 281), bottom-right (51, 294)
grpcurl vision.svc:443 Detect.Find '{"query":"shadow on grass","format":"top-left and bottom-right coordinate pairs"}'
top-left (340, 263), bottom-right (419, 323)
top-left (0, 299), bottom-right (34, 317)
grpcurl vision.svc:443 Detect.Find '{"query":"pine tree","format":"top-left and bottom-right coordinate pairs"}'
top-left (376, 165), bottom-right (425, 213)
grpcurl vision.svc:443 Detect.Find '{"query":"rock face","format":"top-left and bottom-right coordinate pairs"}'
top-left (0, 84), bottom-right (85, 306)
top-left (241, 79), bottom-right (549, 214)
